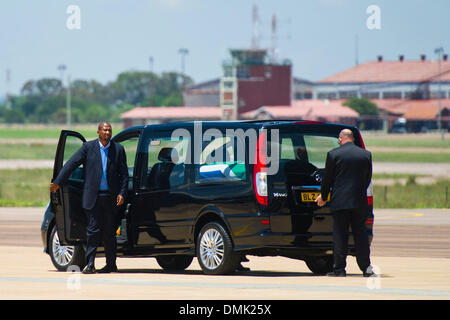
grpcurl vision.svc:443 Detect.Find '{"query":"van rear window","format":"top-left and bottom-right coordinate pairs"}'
top-left (278, 133), bottom-right (339, 168)
top-left (303, 135), bottom-right (339, 168)
top-left (273, 132), bottom-right (339, 179)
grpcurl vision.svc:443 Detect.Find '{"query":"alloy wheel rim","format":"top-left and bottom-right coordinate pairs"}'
top-left (52, 231), bottom-right (75, 267)
top-left (199, 228), bottom-right (225, 270)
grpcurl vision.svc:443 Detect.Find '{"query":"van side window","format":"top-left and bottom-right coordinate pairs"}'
top-left (195, 136), bottom-right (246, 183)
top-left (141, 135), bottom-right (190, 190)
top-left (64, 135), bottom-right (84, 182)
top-left (118, 136), bottom-right (140, 190)
top-left (119, 137), bottom-right (139, 170)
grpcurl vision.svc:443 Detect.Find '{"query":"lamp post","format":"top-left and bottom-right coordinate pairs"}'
top-left (149, 56), bottom-right (154, 105)
top-left (57, 64), bottom-right (66, 86)
top-left (57, 64), bottom-right (71, 127)
top-left (178, 48), bottom-right (189, 87)
top-left (434, 47), bottom-right (445, 140)
top-left (66, 75), bottom-right (71, 128)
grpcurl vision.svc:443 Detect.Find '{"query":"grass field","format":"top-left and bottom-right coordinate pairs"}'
top-left (1, 131), bottom-right (450, 163)
top-left (372, 152), bottom-right (450, 163)
top-left (362, 134), bottom-right (450, 149)
top-left (0, 169), bottom-right (51, 207)
top-left (1, 144), bottom-right (449, 162)
top-left (0, 126), bottom-right (99, 140)
top-left (0, 169), bottom-right (448, 208)
top-left (0, 127), bottom-right (449, 207)
top-left (373, 179), bottom-right (450, 209)
top-left (0, 144), bottom-right (57, 160)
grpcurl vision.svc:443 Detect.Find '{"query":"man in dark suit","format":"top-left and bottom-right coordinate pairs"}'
top-left (316, 129), bottom-right (375, 277)
top-left (50, 122), bottom-right (128, 274)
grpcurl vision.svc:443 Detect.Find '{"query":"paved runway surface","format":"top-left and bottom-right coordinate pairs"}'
top-left (0, 207), bottom-right (449, 300)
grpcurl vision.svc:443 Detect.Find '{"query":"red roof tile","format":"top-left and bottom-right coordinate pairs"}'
top-left (241, 100), bottom-right (359, 121)
top-left (402, 99), bottom-right (450, 119)
top-left (358, 98), bottom-right (411, 115)
top-left (319, 60), bottom-right (450, 83)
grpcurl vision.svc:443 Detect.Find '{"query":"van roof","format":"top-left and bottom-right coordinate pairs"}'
top-left (122, 120), bottom-right (364, 148)
top-left (126, 120), bottom-right (358, 132)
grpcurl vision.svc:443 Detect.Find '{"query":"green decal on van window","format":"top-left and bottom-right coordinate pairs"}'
top-left (198, 161), bottom-right (246, 182)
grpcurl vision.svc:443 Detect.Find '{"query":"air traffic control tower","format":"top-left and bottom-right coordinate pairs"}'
top-left (220, 48), bottom-right (292, 120)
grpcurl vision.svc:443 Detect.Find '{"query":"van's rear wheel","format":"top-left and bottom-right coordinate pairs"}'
top-left (305, 255), bottom-right (334, 275)
top-left (48, 225), bottom-right (85, 271)
top-left (156, 255), bottom-right (194, 271)
top-left (196, 222), bottom-right (239, 275)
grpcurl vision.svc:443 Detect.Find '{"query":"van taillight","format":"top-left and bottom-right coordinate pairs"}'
top-left (357, 131), bottom-right (366, 149)
top-left (254, 130), bottom-right (268, 206)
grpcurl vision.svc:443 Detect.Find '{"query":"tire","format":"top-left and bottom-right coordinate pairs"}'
top-left (305, 255), bottom-right (334, 275)
top-left (48, 225), bottom-right (85, 271)
top-left (196, 222), bottom-right (240, 275)
top-left (156, 255), bottom-right (194, 271)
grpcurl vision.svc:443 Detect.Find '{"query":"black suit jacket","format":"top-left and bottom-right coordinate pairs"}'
top-left (320, 142), bottom-right (372, 212)
top-left (53, 139), bottom-right (128, 210)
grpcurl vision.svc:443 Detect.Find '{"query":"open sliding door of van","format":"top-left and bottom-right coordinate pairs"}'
top-left (50, 130), bottom-right (87, 244)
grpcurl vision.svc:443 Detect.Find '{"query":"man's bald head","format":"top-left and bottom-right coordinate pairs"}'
top-left (98, 122), bottom-right (112, 130)
top-left (338, 129), bottom-right (354, 146)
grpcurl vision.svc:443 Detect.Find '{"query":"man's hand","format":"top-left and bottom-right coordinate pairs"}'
top-left (116, 195), bottom-right (124, 206)
top-left (315, 194), bottom-right (327, 207)
top-left (50, 183), bottom-right (60, 193)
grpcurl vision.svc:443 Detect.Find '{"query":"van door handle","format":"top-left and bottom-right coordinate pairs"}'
top-left (314, 216), bottom-right (325, 221)
top-left (50, 191), bottom-right (60, 205)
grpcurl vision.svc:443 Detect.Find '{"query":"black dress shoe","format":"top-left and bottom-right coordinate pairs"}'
top-left (82, 264), bottom-right (96, 274)
top-left (363, 266), bottom-right (376, 277)
top-left (97, 264), bottom-right (118, 273)
top-left (327, 270), bottom-right (346, 277)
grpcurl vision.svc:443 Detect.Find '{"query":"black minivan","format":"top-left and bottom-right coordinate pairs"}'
top-left (41, 120), bottom-right (373, 275)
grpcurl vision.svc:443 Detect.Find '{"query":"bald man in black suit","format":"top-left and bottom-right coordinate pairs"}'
top-left (316, 129), bottom-right (375, 277)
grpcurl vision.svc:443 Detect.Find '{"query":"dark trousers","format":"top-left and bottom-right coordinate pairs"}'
top-left (332, 208), bottom-right (371, 272)
top-left (84, 194), bottom-right (118, 267)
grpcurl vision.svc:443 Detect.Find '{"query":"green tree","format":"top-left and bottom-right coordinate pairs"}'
top-left (343, 98), bottom-right (379, 116)
top-left (21, 78), bottom-right (62, 98)
top-left (4, 108), bottom-right (26, 123)
top-left (108, 71), bottom-right (193, 106)
top-left (3, 69), bottom-right (195, 124)
top-left (84, 103), bottom-right (109, 123)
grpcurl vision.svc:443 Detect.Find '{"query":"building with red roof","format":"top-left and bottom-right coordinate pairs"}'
top-left (120, 106), bottom-right (221, 127)
top-left (241, 99), bottom-right (359, 126)
top-left (121, 53), bottom-right (450, 131)
top-left (315, 55), bottom-right (450, 101)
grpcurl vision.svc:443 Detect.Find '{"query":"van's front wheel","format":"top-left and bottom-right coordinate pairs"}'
top-left (196, 222), bottom-right (239, 275)
top-left (48, 225), bottom-right (85, 271)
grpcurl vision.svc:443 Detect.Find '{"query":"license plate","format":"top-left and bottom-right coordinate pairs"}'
top-left (301, 192), bottom-right (320, 202)
top-left (301, 192), bottom-right (330, 202)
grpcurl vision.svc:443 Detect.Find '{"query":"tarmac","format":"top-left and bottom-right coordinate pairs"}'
top-left (0, 207), bottom-right (449, 300)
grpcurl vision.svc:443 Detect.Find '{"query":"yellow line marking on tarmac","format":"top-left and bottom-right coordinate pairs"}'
top-left (375, 212), bottom-right (424, 220)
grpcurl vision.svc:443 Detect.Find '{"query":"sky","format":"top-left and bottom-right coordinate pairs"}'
top-left (0, 0), bottom-right (449, 95)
